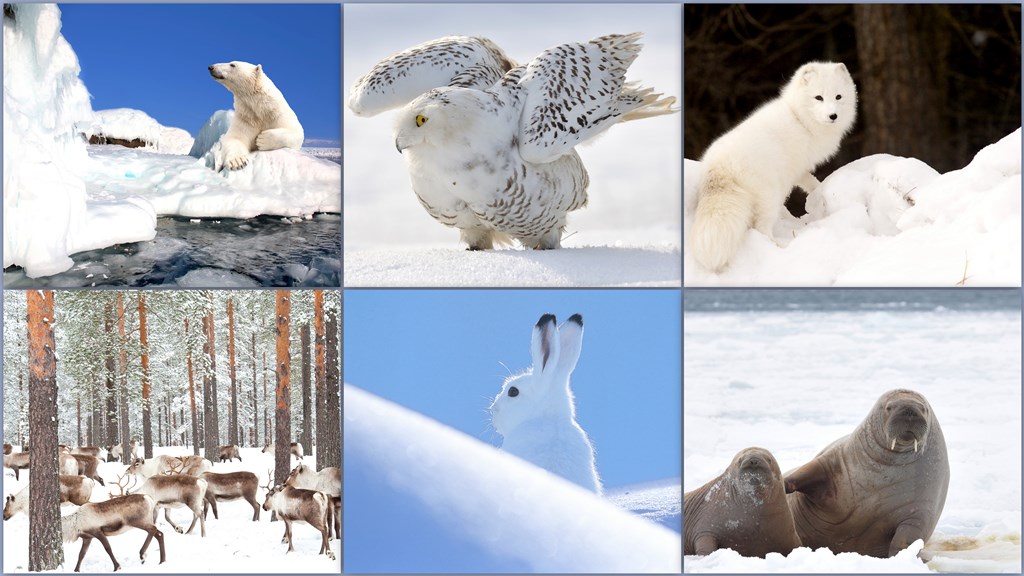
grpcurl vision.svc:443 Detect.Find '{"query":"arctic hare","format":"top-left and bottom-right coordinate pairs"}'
top-left (489, 313), bottom-right (602, 494)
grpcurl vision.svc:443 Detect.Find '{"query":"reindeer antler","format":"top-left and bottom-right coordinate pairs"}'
top-left (163, 457), bottom-right (186, 475)
top-left (109, 470), bottom-right (137, 498)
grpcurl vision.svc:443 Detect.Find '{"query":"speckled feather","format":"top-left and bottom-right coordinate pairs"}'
top-left (349, 33), bottom-right (676, 250)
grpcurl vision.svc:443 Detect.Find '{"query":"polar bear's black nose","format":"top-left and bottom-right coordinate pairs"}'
top-left (208, 65), bottom-right (214, 72)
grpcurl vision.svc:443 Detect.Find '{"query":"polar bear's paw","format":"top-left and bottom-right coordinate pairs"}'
top-left (256, 128), bottom-right (304, 151)
top-left (224, 152), bottom-right (250, 171)
top-left (216, 138), bottom-right (251, 172)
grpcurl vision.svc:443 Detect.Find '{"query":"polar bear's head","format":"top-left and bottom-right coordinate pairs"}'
top-left (208, 61), bottom-right (264, 95)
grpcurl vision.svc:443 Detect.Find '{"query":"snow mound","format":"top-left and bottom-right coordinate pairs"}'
top-left (189, 109), bottom-right (232, 158)
top-left (684, 129), bottom-right (1022, 286)
top-left (91, 108), bottom-right (194, 154)
top-left (606, 478), bottom-right (681, 532)
top-left (344, 245), bottom-right (681, 287)
top-left (684, 540), bottom-right (931, 573)
top-left (345, 384), bottom-right (681, 573)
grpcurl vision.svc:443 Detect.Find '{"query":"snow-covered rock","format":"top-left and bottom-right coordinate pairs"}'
top-left (90, 108), bottom-right (194, 154)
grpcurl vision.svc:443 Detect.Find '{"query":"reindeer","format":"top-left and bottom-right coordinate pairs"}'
top-left (262, 483), bottom-right (336, 560)
top-left (217, 445), bottom-right (242, 463)
top-left (3, 443), bottom-right (11, 455)
top-left (176, 455), bottom-right (213, 476)
top-left (3, 452), bottom-right (29, 480)
top-left (62, 493), bottom-right (165, 572)
top-left (71, 446), bottom-right (104, 459)
top-left (285, 463), bottom-right (341, 539)
top-left (133, 474), bottom-right (209, 537)
top-left (126, 455), bottom-right (181, 478)
top-left (70, 454), bottom-right (106, 486)
top-left (60, 452), bottom-right (80, 475)
top-left (108, 445), bottom-right (123, 463)
top-left (3, 475), bottom-right (96, 520)
top-left (200, 471), bottom-right (260, 521)
top-left (262, 442), bottom-right (304, 461)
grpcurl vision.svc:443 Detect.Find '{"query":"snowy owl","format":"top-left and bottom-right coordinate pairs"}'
top-left (349, 33), bottom-right (677, 250)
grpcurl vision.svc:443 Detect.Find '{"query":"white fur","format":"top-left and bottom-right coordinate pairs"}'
top-left (690, 61), bottom-right (857, 271)
top-left (208, 61), bottom-right (304, 171)
top-left (489, 314), bottom-right (602, 494)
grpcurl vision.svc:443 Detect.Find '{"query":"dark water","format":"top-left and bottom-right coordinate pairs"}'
top-left (684, 289), bottom-right (1021, 313)
top-left (3, 214), bottom-right (340, 288)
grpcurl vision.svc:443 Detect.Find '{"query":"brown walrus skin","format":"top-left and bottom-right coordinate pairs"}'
top-left (785, 389), bottom-right (950, 557)
top-left (684, 447), bottom-right (802, 557)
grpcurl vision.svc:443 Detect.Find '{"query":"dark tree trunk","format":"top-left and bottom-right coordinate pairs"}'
top-left (300, 323), bottom-right (312, 458)
top-left (27, 290), bottom-right (63, 571)
top-left (252, 330), bottom-right (258, 447)
top-left (139, 294), bottom-right (153, 458)
top-left (321, 296), bottom-right (341, 470)
top-left (76, 395), bottom-right (82, 446)
top-left (274, 291), bottom-right (292, 486)
top-left (314, 290), bottom-right (327, 470)
top-left (854, 5), bottom-right (952, 170)
top-left (228, 298), bottom-right (238, 446)
top-left (117, 293), bottom-right (131, 465)
top-left (187, 318), bottom-right (200, 456)
top-left (263, 351), bottom-right (268, 447)
top-left (202, 309), bottom-right (219, 463)
top-left (104, 300), bottom-right (117, 447)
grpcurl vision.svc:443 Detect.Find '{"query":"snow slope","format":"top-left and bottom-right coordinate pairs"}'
top-left (2, 447), bottom-right (338, 573)
top-left (684, 305), bottom-right (1021, 572)
top-left (3, 5), bottom-right (341, 279)
top-left (345, 385), bottom-right (681, 573)
top-left (684, 129), bottom-right (1022, 286)
top-left (343, 4), bottom-right (681, 287)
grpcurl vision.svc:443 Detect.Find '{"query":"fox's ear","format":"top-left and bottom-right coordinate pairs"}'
top-left (799, 65), bottom-right (818, 86)
top-left (836, 63), bottom-right (848, 73)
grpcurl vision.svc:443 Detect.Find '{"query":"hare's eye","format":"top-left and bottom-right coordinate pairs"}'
top-left (508, 386), bottom-right (519, 398)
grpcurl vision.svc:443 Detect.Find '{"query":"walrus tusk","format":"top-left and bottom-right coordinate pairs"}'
top-left (891, 438), bottom-right (896, 450)
top-left (914, 439), bottom-right (918, 453)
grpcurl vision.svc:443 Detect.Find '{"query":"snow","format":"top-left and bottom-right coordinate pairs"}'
top-left (345, 384), bottom-right (681, 573)
top-left (2, 447), bottom-right (338, 573)
top-left (684, 304), bottom-right (1021, 572)
top-left (189, 110), bottom-right (232, 159)
top-left (91, 108), bottom-right (194, 155)
top-left (3, 6), bottom-right (341, 279)
top-left (344, 5), bottom-right (682, 286)
top-left (684, 129), bottom-right (1022, 286)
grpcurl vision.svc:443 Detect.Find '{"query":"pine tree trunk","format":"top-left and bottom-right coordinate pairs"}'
top-left (321, 296), bottom-right (341, 469)
top-left (263, 352), bottom-right (268, 446)
top-left (228, 298), bottom-right (238, 446)
top-left (27, 290), bottom-right (63, 571)
top-left (117, 293), bottom-right (131, 464)
top-left (187, 318), bottom-right (199, 456)
top-left (314, 290), bottom-right (327, 470)
top-left (139, 294), bottom-right (153, 458)
top-left (202, 309), bottom-right (219, 463)
top-left (274, 291), bottom-right (292, 485)
top-left (300, 323), bottom-right (312, 458)
top-left (104, 300), bottom-right (117, 447)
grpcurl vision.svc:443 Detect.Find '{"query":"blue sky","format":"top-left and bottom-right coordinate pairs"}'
top-left (59, 4), bottom-right (340, 143)
top-left (344, 289), bottom-right (681, 488)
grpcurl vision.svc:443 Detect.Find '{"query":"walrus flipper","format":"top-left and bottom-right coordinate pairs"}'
top-left (693, 533), bottom-right (720, 556)
top-left (784, 458), bottom-right (830, 499)
top-left (889, 522), bottom-right (926, 557)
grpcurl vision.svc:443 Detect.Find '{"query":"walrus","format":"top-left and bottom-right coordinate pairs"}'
top-left (785, 388), bottom-right (949, 557)
top-left (684, 447), bottom-right (802, 557)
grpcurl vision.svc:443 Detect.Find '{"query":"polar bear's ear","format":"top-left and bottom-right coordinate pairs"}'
top-left (254, 64), bottom-right (263, 77)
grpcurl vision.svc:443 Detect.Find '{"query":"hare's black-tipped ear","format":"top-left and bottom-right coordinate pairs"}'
top-left (555, 314), bottom-right (584, 382)
top-left (531, 314), bottom-right (559, 373)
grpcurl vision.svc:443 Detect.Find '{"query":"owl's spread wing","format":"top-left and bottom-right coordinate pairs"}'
top-left (516, 32), bottom-right (674, 164)
top-left (349, 36), bottom-right (516, 117)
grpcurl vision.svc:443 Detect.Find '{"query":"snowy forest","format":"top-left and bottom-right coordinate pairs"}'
top-left (2, 289), bottom-right (341, 572)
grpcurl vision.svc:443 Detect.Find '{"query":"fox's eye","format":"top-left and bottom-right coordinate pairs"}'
top-left (815, 95), bottom-right (824, 101)
top-left (836, 95), bottom-right (842, 100)
top-left (508, 386), bottom-right (519, 398)
top-left (415, 114), bottom-right (428, 127)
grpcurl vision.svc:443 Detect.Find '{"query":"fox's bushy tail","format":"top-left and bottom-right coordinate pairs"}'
top-left (689, 169), bottom-right (753, 272)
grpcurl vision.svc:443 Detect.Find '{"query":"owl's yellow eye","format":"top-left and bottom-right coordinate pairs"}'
top-left (415, 114), bottom-right (428, 127)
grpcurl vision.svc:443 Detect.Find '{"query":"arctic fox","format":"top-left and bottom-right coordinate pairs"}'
top-left (689, 62), bottom-right (857, 272)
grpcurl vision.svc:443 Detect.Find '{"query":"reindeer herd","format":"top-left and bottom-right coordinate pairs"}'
top-left (3, 443), bottom-right (340, 572)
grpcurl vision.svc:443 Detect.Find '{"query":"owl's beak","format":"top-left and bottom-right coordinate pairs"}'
top-left (395, 138), bottom-right (403, 154)
top-left (395, 136), bottom-right (412, 154)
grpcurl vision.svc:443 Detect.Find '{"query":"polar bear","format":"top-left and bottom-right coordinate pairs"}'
top-left (208, 61), bottom-right (304, 170)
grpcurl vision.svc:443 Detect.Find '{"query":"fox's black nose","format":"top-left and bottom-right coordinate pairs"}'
top-left (829, 113), bottom-right (838, 121)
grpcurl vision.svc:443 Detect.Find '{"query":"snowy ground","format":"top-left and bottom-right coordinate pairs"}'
top-left (684, 129), bottom-right (1022, 286)
top-left (2, 447), bottom-right (338, 573)
top-left (345, 385), bottom-right (681, 573)
top-left (683, 301), bottom-right (1022, 572)
top-left (343, 5), bottom-right (681, 287)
